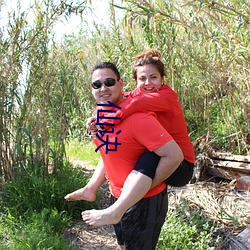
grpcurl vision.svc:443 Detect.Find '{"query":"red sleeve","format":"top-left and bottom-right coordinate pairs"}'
top-left (95, 93), bottom-right (140, 128)
top-left (123, 85), bottom-right (181, 116)
top-left (97, 85), bottom-right (180, 128)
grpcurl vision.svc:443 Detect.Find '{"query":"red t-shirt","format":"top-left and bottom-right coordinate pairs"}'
top-left (94, 97), bottom-right (173, 198)
top-left (129, 86), bottom-right (195, 163)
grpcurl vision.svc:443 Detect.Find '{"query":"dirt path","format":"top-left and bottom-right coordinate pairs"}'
top-left (64, 222), bottom-right (117, 249)
top-left (64, 159), bottom-right (118, 250)
top-left (65, 158), bottom-right (250, 249)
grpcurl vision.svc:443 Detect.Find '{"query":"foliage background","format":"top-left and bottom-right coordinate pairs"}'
top-left (0, 1), bottom-right (249, 249)
top-left (0, 0), bottom-right (249, 186)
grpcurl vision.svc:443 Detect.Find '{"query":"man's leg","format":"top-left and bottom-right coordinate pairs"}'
top-left (111, 206), bottom-right (126, 250)
top-left (117, 188), bottom-right (168, 250)
top-left (81, 170), bottom-right (152, 226)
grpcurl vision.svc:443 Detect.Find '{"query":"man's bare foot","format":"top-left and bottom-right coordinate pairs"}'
top-left (64, 187), bottom-right (96, 202)
top-left (81, 208), bottom-right (123, 226)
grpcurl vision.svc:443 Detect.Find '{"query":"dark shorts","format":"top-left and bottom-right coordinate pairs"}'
top-left (134, 149), bottom-right (194, 187)
top-left (111, 188), bottom-right (168, 250)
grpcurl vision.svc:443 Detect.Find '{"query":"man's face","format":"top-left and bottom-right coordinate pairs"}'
top-left (91, 68), bottom-right (124, 104)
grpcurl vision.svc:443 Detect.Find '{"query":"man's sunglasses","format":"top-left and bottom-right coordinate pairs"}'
top-left (91, 78), bottom-right (117, 89)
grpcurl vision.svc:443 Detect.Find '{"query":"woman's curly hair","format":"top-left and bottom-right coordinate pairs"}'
top-left (132, 49), bottom-right (165, 80)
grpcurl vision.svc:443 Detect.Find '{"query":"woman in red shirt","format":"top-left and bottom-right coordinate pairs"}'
top-left (117, 49), bottom-right (195, 188)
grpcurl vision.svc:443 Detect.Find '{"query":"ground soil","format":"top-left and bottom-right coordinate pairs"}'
top-left (64, 221), bottom-right (117, 250)
top-left (64, 160), bottom-right (118, 250)
top-left (64, 159), bottom-right (250, 250)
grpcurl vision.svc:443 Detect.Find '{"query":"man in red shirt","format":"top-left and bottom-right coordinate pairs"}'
top-left (66, 61), bottom-right (183, 250)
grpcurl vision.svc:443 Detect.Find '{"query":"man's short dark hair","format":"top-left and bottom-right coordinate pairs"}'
top-left (91, 62), bottom-right (121, 80)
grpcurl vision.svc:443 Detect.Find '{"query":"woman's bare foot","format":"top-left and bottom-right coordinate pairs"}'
top-left (81, 207), bottom-right (123, 226)
top-left (64, 186), bottom-right (96, 202)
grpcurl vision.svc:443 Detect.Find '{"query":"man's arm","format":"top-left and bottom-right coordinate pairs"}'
top-left (152, 139), bottom-right (184, 188)
top-left (87, 158), bottom-right (106, 189)
top-left (64, 158), bottom-right (106, 202)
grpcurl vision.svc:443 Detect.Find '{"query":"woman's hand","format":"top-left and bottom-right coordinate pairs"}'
top-left (86, 116), bottom-right (98, 136)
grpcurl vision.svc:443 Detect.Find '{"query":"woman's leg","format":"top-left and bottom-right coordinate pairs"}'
top-left (135, 150), bottom-right (194, 187)
top-left (81, 170), bottom-right (152, 226)
top-left (164, 160), bottom-right (194, 187)
top-left (81, 150), bottom-right (161, 226)
top-left (64, 158), bottom-right (106, 201)
top-left (81, 151), bottom-right (193, 227)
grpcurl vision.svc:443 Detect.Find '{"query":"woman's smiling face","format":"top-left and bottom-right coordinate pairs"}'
top-left (136, 64), bottom-right (163, 93)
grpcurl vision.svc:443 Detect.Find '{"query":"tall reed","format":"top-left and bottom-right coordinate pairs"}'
top-left (0, 0), bottom-right (90, 183)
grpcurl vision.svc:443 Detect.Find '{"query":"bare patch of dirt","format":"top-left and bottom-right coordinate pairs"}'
top-left (65, 159), bottom-right (250, 250)
top-left (64, 222), bottom-right (117, 250)
top-left (64, 159), bottom-right (118, 250)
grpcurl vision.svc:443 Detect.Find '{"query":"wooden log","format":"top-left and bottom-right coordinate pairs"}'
top-left (206, 166), bottom-right (247, 180)
top-left (213, 152), bottom-right (250, 163)
top-left (222, 228), bottom-right (250, 250)
top-left (213, 160), bottom-right (250, 175)
top-left (205, 159), bottom-right (250, 180)
top-left (238, 227), bottom-right (250, 248)
top-left (226, 235), bottom-right (250, 250)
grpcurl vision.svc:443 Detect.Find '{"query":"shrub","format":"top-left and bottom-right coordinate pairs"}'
top-left (2, 162), bottom-right (97, 219)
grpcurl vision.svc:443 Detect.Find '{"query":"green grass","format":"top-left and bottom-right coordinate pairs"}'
top-left (0, 159), bottom-right (98, 249)
top-left (66, 139), bottom-right (100, 166)
top-left (0, 209), bottom-right (75, 250)
top-left (0, 140), bottom-right (224, 249)
top-left (3, 162), bottom-right (96, 219)
top-left (157, 205), bottom-right (220, 250)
